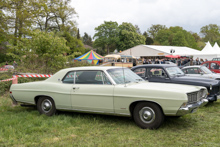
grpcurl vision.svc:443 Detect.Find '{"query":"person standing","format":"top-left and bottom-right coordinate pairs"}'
top-left (13, 61), bottom-right (18, 68)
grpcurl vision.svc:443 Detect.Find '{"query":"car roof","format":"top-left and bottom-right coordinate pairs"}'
top-left (182, 65), bottom-right (202, 69)
top-left (132, 64), bottom-right (176, 69)
top-left (62, 66), bottom-right (125, 71)
top-left (202, 61), bottom-right (220, 64)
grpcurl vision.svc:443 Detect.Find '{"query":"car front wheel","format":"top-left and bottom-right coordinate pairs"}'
top-left (133, 102), bottom-right (164, 129)
top-left (37, 97), bottom-right (56, 116)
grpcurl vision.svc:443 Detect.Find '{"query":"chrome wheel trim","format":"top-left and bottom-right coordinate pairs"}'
top-left (139, 107), bottom-right (155, 124)
top-left (41, 99), bottom-right (52, 113)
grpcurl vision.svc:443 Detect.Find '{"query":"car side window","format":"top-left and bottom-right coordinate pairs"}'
top-left (182, 69), bottom-right (187, 74)
top-left (147, 68), bottom-right (167, 78)
top-left (202, 63), bottom-right (209, 68)
top-left (63, 71), bottom-right (75, 84)
top-left (133, 68), bottom-right (146, 78)
top-left (210, 63), bottom-right (219, 69)
top-left (75, 70), bottom-right (112, 85)
top-left (185, 68), bottom-right (200, 74)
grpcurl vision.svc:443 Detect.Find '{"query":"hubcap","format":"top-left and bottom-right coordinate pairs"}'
top-left (139, 107), bottom-right (155, 124)
top-left (41, 99), bottom-right (52, 113)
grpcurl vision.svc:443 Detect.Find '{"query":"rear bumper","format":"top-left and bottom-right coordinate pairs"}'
top-left (9, 94), bottom-right (18, 105)
top-left (176, 99), bottom-right (208, 116)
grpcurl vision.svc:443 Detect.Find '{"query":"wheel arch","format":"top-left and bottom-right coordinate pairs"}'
top-left (129, 100), bottom-right (164, 117)
top-left (34, 95), bottom-right (55, 105)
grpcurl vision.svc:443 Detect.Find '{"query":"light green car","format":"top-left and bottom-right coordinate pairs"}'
top-left (10, 66), bottom-right (208, 129)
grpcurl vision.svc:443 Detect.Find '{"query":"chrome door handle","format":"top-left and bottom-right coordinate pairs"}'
top-left (73, 87), bottom-right (79, 90)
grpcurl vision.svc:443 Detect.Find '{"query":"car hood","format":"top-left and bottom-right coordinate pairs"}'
top-left (124, 81), bottom-right (203, 94)
top-left (172, 76), bottom-right (220, 86)
top-left (204, 73), bottom-right (220, 79)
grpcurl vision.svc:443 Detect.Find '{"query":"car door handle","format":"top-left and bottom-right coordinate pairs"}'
top-left (73, 87), bottom-right (79, 90)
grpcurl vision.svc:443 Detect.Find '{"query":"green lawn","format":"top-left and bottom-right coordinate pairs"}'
top-left (1, 93), bottom-right (220, 147)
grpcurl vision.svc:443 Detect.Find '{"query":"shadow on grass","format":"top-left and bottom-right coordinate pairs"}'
top-left (4, 105), bottom-right (199, 130)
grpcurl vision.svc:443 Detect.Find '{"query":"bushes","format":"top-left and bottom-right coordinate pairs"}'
top-left (0, 60), bottom-right (95, 94)
top-left (0, 71), bottom-right (13, 95)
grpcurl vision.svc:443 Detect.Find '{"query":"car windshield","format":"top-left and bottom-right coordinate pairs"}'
top-left (201, 66), bottom-right (213, 74)
top-left (107, 68), bottom-right (144, 84)
top-left (166, 66), bottom-right (184, 76)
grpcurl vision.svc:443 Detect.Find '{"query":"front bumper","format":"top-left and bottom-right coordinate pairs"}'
top-left (207, 94), bottom-right (218, 102)
top-left (176, 99), bottom-right (208, 116)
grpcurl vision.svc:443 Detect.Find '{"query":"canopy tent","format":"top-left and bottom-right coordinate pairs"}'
top-left (74, 50), bottom-right (104, 65)
top-left (165, 55), bottom-right (180, 58)
top-left (193, 42), bottom-right (220, 60)
top-left (118, 45), bottom-right (201, 58)
top-left (213, 42), bottom-right (220, 54)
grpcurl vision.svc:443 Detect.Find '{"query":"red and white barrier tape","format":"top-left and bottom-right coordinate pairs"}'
top-left (0, 74), bottom-right (52, 82)
top-left (13, 74), bottom-right (53, 78)
top-left (0, 77), bottom-right (16, 82)
top-left (0, 68), bottom-right (8, 71)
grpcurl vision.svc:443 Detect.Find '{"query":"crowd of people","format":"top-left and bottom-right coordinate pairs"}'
top-left (142, 57), bottom-right (208, 66)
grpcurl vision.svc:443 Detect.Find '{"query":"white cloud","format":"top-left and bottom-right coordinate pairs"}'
top-left (71, 0), bottom-right (220, 37)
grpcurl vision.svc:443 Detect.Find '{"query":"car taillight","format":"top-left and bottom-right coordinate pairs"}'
top-left (10, 91), bottom-right (12, 94)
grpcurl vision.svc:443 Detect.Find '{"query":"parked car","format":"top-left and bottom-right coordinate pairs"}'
top-left (201, 61), bottom-right (220, 73)
top-left (212, 58), bottom-right (220, 61)
top-left (182, 65), bottom-right (220, 80)
top-left (10, 66), bottom-right (208, 129)
top-left (131, 64), bottom-right (220, 102)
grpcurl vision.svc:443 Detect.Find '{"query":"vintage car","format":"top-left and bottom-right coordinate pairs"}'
top-left (182, 65), bottom-right (220, 80)
top-left (10, 66), bottom-right (208, 129)
top-left (201, 61), bottom-right (220, 73)
top-left (131, 64), bottom-right (220, 102)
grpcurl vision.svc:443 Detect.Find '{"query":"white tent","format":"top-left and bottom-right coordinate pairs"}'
top-left (193, 42), bottom-right (220, 60)
top-left (118, 45), bottom-right (201, 58)
top-left (213, 42), bottom-right (220, 54)
top-left (201, 41), bottom-right (215, 54)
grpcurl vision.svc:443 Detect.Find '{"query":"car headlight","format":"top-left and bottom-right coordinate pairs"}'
top-left (199, 89), bottom-right (208, 100)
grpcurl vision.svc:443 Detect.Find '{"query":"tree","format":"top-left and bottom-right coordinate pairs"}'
top-left (135, 25), bottom-right (141, 34)
top-left (200, 24), bottom-right (220, 44)
top-left (143, 31), bottom-right (154, 45)
top-left (117, 22), bottom-right (145, 50)
top-left (2, 0), bottom-right (33, 44)
top-left (61, 31), bottom-right (84, 55)
top-left (82, 32), bottom-right (93, 46)
top-left (31, 0), bottom-right (77, 33)
top-left (147, 24), bottom-right (167, 39)
top-left (7, 30), bottom-right (70, 73)
top-left (93, 21), bottom-right (119, 54)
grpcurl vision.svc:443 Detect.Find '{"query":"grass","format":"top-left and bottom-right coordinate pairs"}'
top-left (1, 93), bottom-right (220, 147)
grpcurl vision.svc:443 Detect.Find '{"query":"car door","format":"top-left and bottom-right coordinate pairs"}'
top-left (146, 67), bottom-right (171, 83)
top-left (70, 70), bottom-right (114, 113)
top-left (210, 62), bottom-right (220, 73)
top-left (132, 67), bottom-right (147, 79)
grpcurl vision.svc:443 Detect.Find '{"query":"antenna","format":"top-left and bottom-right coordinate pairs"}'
top-left (122, 56), bottom-right (126, 87)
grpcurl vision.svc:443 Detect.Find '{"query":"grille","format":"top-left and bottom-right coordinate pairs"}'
top-left (187, 92), bottom-right (199, 104)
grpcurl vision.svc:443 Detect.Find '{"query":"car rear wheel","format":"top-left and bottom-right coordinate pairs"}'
top-left (37, 97), bottom-right (56, 116)
top-left (133, 102), bottom-right (164, 129)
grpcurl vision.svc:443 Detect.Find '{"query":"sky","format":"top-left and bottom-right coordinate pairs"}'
top-left (71, 0), bottom-right (220, 37)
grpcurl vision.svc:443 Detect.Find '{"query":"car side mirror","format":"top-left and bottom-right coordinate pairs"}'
top-left (200, 72), bottom-right (204, 75)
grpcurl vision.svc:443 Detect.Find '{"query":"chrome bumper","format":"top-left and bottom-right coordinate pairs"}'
top-left (176, 99), bottom-right (208, 116)
top-left (9, 94), bottom-right (18, 105)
